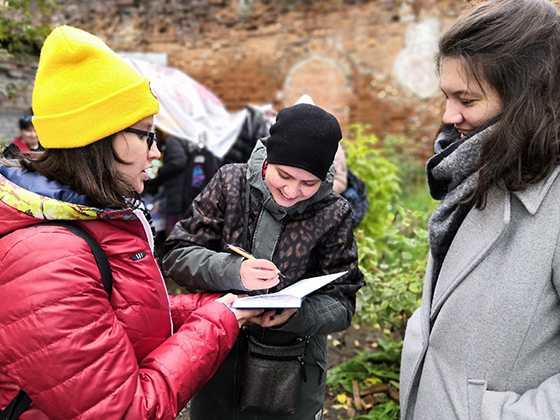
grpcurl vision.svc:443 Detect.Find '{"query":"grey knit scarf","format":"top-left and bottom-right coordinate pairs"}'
top-left (426, 122), bottom-right (495, 283)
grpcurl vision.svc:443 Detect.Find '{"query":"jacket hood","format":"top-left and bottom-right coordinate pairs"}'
top-left (0, 163), bottom-right (138, 236)
top-left (246, 139), bottom-right (334, 219)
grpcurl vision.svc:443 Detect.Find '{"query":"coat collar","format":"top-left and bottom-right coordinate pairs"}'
top-left (512, 165), bottom-right (560, 215)
top-left (427, 165), bottom-right (560, 322)
top-left (0, 164), bottom-right (138, 229)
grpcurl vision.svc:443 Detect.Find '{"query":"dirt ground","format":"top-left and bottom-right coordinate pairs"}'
top-left (174, 323), bottom-right (381, 420)
top-left (323, 323), bottom-right (383, 420)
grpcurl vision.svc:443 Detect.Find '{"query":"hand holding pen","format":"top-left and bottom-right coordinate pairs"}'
top-left (227, 244), bottom-right (283, 291)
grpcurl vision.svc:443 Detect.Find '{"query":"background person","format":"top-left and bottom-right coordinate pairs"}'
top-left (163, 102), bottom-right (364, 419)
top-left (0, 25), bottom-right (261, 419)
top-left (400, 0), bottom-right (560, 418)
top-left (151, 134), bottom-right (218, 237)
top-left (333, 143), bottom-right (348, 194)
top-left (2, 113), bottom-right (44, 159)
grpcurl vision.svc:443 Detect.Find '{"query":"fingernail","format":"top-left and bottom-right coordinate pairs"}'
top-left (270, 316), bottom-right (275, 321)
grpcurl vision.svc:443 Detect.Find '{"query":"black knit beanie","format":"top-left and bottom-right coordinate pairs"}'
top-left (266, 103), bottom-right (342, 180)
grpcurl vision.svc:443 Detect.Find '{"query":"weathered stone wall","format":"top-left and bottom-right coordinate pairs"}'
top-left (1, 0), bottom-right (469, 158)
top-left (0, 59), bottom-right (37, 146)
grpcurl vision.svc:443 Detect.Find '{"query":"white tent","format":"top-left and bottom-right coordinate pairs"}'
top-left (124, 57), bottom-right (248, 158)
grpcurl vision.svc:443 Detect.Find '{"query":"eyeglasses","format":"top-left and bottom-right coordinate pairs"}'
top-left (122, 127), bottom-right (157, 149)
top-left (21, 116), bottom-right (32, 122)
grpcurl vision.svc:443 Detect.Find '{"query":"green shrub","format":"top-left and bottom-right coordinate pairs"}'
top-left (343, 125), bottom-right (401, 250)
top-left (342, 126), bottom-right (432, 338)
top-left (331, 126), bottom-right (436, 419)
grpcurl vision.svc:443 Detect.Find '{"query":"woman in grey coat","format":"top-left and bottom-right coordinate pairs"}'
top-left (400, 0), bottom-right (560, 418)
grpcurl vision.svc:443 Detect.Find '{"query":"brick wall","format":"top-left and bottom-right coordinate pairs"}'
top-left (1, 0), bottom-right (468, 159)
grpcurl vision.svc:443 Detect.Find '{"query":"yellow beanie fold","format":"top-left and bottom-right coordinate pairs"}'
top-left (32, 25), bottom-right (159, 149)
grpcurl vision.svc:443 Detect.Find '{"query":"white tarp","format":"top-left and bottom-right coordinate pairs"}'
top-left (124, 57), bottom-right (247, 158)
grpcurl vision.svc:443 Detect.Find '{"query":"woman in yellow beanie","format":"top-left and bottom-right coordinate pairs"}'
top-left (0, 25), bottom-right (262, 419)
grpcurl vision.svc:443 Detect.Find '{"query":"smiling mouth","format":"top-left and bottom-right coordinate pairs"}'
top-left (279, 190), bottom-right (293, 200)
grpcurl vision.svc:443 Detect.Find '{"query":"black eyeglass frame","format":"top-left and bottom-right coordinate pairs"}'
top-left (122, 127), bottom-right (157, 149)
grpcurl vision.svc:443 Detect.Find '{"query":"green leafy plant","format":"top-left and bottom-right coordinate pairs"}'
top-left (342, 126), bottom-right (432, 337)
top-left (328, 340), bottom-right (401, 391)
top-left (342, 125), bottom-right (400, 249)
top-left (353, 401), bottom-right (400, 420)
top-left (0, 0), bottom-right (54, 59)
top-left (331, 126), bottom-right (436, 419)
top-left (0, 0), bottom-right (55, 99)
top-left (356, 205), bottom-right (427, 335)
top-left (327, 339), bottom-right (402, 420)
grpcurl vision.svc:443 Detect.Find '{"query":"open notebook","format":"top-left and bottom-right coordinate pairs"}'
top-left (231, 271), bottom-right (348, 309)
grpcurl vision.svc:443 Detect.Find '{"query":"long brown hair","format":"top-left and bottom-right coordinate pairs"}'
top-left (437, 0), bottom-right (560, 208)
top-left (14, 136), bottom-right (141, 209)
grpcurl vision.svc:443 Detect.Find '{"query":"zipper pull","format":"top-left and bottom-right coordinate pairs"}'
top-left (298, 356), bottom-right (307, 382)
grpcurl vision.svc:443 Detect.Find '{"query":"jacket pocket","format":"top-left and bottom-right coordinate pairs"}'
top-left (467, 378), bottom-right (487, 420)
top-left (305, 334), bottom-right (328, 372)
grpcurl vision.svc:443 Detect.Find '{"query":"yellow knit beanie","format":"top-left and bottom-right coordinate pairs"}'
top-left (32, 25), bottom-right (159, 149)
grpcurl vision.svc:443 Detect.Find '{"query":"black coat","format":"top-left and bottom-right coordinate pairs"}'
top-left (157, 136), bottom-right (218, 215)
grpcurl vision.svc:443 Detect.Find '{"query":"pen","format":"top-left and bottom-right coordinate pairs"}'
top-left (227, 244), bottom-right (286, 279)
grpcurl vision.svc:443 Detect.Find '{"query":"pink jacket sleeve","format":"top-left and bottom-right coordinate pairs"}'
top-left (169, 292), bottom-right (226, 332)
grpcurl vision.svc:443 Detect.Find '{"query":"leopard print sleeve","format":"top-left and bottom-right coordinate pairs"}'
top-left (163, 165), bottom-right (248, 291)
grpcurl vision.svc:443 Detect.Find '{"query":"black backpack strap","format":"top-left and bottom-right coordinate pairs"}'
top-left (0, 390), bottom-right (32, 420)
top-left (0, 220), bottom-right (113, 418)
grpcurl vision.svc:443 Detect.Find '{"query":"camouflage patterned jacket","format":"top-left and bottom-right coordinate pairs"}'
top-left (164, 140), bottom-right (364, 371)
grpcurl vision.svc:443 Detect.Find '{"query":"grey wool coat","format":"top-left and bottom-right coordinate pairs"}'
top-left (400, 166), bottom-right (560, 420)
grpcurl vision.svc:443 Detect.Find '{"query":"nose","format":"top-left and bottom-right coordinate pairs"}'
top-left (442, 100), bottom-right (464, 125)
top-left (283, 181), bottom-right (299, 198)
top-left (149, 143), bottom-right (161, 160)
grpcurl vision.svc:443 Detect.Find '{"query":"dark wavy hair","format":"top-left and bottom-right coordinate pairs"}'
top-left (15, 136), bottom-right (141, 209)
top-left (436, 0), bottom-right (560, 208)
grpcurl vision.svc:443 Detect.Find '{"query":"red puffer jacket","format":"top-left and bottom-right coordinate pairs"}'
top-left (0, 166), bottom-right (240, 419)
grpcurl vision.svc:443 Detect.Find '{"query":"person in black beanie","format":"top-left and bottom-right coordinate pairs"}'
top-left (163, 100), bottom-right (364, 420)
top-left (267, 103), bottom-right (342, 181)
